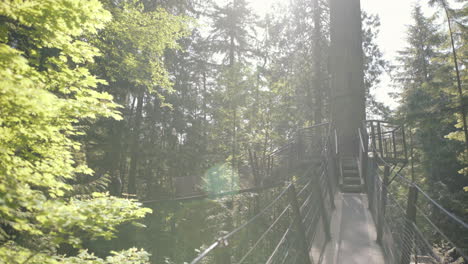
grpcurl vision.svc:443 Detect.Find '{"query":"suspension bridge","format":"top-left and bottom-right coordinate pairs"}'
top-left (179, 121), bottom-right (467, 264)
top-left (150, 0), bottom-right (468, 263)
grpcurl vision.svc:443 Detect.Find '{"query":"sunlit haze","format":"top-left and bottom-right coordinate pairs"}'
top-left (245, 0), bottom-right (435, 108)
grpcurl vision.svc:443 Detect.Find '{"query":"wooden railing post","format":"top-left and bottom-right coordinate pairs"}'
top-left (287, 184), bottom-right (313, 264)
top-left (377, 165), bottom-right (389, 244)
top-left (400, 185), bottom-right (418, 264)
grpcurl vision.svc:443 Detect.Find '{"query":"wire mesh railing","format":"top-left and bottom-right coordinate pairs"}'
top-left (188, 123), bottom-right (337, 264)
top-left (363, 121), bottom-right (468, 264)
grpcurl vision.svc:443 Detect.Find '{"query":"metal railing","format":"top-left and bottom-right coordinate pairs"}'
top-left (188, 123), bottom-right (337, 264)
top-left (362, 121), bottom-right (468, 264)
top-left (185, 119), bottom-right (468, 264)
top-left (367, 120), bottom-right (407, 163)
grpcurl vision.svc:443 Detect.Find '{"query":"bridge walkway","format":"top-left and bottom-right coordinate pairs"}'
top-left (322, 193), bottom-right (384, 264)
top-left (187, 121), bottom-right (468, 264)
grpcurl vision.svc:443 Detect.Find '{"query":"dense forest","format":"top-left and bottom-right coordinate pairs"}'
top-left (0, 0), bottom-right (466, 263)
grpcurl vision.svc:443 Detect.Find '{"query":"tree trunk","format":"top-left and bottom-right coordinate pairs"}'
top-left (329, 0), bottom-right (366, 155)
top-left (313, 0), bottom-right (324, 125)
top-left (128, 92), bottom-right (144, 195)
top-left (443, 3), bottom-right (468, 152)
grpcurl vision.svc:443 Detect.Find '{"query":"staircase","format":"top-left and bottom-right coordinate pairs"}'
top-left (339, 156), bottom-right (363, 193)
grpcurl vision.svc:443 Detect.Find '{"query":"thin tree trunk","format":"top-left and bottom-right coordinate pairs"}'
top-left (109, 120), bottom-right (123, 196)
top-left (128, 92), bottom-right (144, 195)
top-left (313, 0), bottom-right (324, 125)
top-left (442, 3), bottom-right (468, 152)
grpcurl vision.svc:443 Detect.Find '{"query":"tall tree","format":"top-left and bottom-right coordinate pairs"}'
top-left (395, 6), bottom-right (467, 244)
top-left (89, 0), bottom-right (190, 195)
top-left (428, 0), bottom-right (468, 151)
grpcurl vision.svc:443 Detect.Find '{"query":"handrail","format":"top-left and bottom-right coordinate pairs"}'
top-left (370, 139), bottom-right (468, 229)
top-left (334, 129), bottom-right (338, 155)
top-left (188, 123), bottom-right (334, 264)
top-left (358, 127), bottom-right (366, 153)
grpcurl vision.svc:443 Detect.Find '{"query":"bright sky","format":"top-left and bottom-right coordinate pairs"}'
top-left (246, 0), bottom-right (436, 109)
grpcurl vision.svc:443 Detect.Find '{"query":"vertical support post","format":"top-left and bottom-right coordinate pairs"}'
top-left (362, 126), bottom-right (369, 189)
top-left (377, 165), bottom-right (389, 244)
top-left (358, 126), bottom-right (368, 190)
top-left (402, 125), bottom-right (408, 162)
top-left (288, 142), bottom-right (293, 178)
top-left (392, 131), bottom-right (397, 159)
top-left (327, 133), bottom-right (338, 200)
top-left (377, 122), bottom-right (384, 158)
top-left (214, 240), bottom-right (231, 264)
top-left (400, 185), bottom-right (418, 264)
top-left (383, 138), bottom-right (388, 159)
top-left (325, 152), bottom-right (336, 210)
top-left (370, 122), bottom-right (376, 155)
top-left (325, 128), bottom-right (336, 209)
top-left (288, 184), bottom-right (313, 264)
top-left (297, 130), bottom-right (305, 164)
top-left (369, 122), bottom-right (377, 210)
top-left (314, 173), bottom-right (332, 241)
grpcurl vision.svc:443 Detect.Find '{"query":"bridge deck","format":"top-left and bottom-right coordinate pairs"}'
top-left (320, 193), bottom-right (385, 264)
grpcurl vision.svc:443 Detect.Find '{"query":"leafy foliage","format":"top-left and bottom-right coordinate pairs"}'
top-left (0, 0), bottom-right (154, 262)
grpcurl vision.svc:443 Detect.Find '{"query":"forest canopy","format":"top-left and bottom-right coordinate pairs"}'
top-left (0, 0), bottom-right (466, 263)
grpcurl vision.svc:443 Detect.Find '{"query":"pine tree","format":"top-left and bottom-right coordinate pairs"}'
top-left (396, 6), bottom-right (467, 246)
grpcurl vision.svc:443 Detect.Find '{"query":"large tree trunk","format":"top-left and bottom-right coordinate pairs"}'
top-left (329, 0), bottom-right (366, 155)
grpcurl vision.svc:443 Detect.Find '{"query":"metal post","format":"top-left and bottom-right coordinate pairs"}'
top-left (368, 122), bottom-right (377, 210)
top-left (402, 125), bottom-right (408, 162)
top-left (400, 185), bottom-right (418, 264)
top-left (362, 126), bottom-right (369, 189)
top-left (214, 239), bottom-right (231, 264)
top-left (215, 200), bottom-right (233, 264)
top-left (377, 122), bottom-right (384, 158)
top-left (370, 122), bottom-right (376, 156)
top-left (325, 136), bottom-right (336, 209)
top-left (314, 173), bottom-right (332, 241)
top-left (377, 165), bottom-right (389, 244)
top-left (325, 156), bottom-right (336, 210)
top-left (383, 138), bottom-right (388, 159)
top-left (287, 184), bottom-right (313, 264)
top-left (298, 130), bottom-right (305, 164)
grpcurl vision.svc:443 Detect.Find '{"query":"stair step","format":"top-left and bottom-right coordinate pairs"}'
top-left (342, 161), bottom-right (355, 166)
top-left (341, 184), bottom-right (363, 193)
top-left (343, 177), bottom-right (361, 185)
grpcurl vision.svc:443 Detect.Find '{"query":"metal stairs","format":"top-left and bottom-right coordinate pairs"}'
top-left (339, 156), bottom-right (363, 193)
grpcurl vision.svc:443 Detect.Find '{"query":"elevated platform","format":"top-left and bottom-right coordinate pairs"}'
top-left (321, 193), bottom-right (385, 264)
